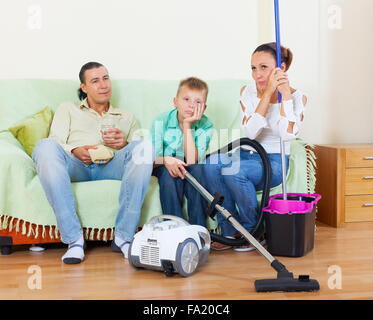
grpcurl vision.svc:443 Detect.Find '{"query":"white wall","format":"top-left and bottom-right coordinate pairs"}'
top-left (0, 0), bottom-right (258, 80)
top-left (1, 0), bottom-right (372, 144)
top-left (317, 0), bottom-right (373, 144)
top-left (259, 0), bottom-right (373, 145)
top-left (257, 0), bottom-right (322, 144)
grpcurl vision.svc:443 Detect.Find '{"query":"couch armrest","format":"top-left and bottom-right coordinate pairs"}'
top-left (0, 130), bottom-right (35, 170)
top-left (0, 130), bottom-right (27, 152)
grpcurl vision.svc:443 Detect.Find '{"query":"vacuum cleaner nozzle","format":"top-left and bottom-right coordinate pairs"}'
top-left (254, 274), bottom-right (320, 292)
top-left (254, 259), bottom-right (320, 292)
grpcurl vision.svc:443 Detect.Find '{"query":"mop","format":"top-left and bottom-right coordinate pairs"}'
top-left (184, 0), bottom-right (320, 292)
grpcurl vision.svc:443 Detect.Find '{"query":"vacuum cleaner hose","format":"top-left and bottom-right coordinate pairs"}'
top-left (207, 137), bottom-right (272, 245)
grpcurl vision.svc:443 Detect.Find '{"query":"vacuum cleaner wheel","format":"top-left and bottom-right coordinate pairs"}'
top-left (174, 238), bottom-right (200, 277)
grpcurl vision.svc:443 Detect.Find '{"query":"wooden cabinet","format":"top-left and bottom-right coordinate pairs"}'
top-left (314, 144), bottom-right (373, 227)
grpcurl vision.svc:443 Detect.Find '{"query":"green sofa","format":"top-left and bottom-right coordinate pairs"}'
top-left (0, 79), bottom-right (316, 253)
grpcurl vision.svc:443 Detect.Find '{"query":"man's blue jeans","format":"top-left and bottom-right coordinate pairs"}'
top-left (152, 164), bottom-right (208, 227)
top-left (32, 138), bottom-right (154, 244)
top-left (202, 149), bottom-right (289, 236)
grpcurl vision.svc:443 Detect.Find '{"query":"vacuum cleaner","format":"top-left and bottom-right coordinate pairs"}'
top-left (128, 215), bottom-right (210, 277)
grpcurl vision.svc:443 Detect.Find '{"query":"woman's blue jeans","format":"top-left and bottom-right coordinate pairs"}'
top-left (32, 138), bottom-right (154, 244)
top-left (202, 149), bottom-right (289, 236)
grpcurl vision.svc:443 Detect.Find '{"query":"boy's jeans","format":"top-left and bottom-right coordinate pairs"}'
top-left (32, 138), bottom-right (154, 244)
top-left (202, 149), bottom-right (289, 236)
top-left (152, 164), bottom-right (208, 227)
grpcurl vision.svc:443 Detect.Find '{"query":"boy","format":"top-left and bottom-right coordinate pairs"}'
top-left (151, 77), bottom-right (213, 226)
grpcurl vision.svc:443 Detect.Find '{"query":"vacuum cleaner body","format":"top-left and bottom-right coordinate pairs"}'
top-left (128, 215), bottom-right (210, 277)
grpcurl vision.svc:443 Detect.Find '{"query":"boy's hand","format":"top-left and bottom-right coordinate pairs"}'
top-left (164, 156), bottom-right (187, 179)
top-left (102, 128), bottom-right (126, 149)
top-left (183, 103), bottom-right (205, 126)
top-left (72, 145), bottom-right (97, 165)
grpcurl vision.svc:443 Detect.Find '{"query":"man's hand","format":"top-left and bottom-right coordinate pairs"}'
top-left (164, 156), bottom-right (187, 179)
top-left (72, 145), bottom-right (97, 165)
top-left (102, 128), bottom-right (126, 149)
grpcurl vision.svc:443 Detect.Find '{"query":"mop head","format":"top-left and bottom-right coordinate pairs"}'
top-left (255, 274), bottom-right (320, 292)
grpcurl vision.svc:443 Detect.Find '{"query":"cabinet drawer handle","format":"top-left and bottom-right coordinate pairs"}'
top-left (363, 176), bottom-right (373, 179)
top-left (363, 157), bottom-right (373, 160)
top-left (363, 203), bottom-right (373, 207)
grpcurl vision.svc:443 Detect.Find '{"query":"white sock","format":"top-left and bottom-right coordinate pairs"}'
top-left (114, 235), bottom-right (130, 259)
top-left (61, 234), bottom-right (85, 264)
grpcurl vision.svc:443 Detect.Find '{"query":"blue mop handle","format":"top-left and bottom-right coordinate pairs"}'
top-left (274, 0), bottom-right (287, 200)
top-left (274, 0), bottom-right (282, 103)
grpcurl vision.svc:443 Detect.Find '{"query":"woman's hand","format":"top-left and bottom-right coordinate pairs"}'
top-left (264, 68), bottom-right (291, 98)
top-left (276, 70), bottom-right (291, 98)
top-left (164, 156), bottom-right (187, 179)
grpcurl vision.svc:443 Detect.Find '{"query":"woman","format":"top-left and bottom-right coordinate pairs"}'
top-left (203, 42), bottom-right (307, 251)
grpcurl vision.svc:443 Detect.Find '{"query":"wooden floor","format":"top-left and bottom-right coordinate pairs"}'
top-left (1, 221), bottom-right (373, 300)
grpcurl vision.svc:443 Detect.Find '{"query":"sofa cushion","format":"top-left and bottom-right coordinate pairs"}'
top-left (8, 107), bottom-right (53, 157)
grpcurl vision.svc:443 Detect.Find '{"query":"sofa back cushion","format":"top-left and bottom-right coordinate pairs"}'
top-left (0, 79), bottom-right (244, 130)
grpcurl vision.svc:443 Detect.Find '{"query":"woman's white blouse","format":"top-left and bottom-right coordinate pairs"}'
top-left (240, 83), bottom-right (306, 155)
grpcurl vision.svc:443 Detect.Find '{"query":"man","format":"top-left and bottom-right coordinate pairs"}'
top-left (32, 62), bottom-right (153, 264)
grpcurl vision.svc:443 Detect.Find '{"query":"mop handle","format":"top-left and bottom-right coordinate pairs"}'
top-left (280, 137), bottom-right (287, 198)
top-left (274, 0), bottom-right (282, 103)
top-left (274, 0), bottom-right (287, 200)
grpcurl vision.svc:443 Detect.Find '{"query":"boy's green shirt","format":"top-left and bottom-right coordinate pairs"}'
top-left (151, 108), bottom-right (213, 162)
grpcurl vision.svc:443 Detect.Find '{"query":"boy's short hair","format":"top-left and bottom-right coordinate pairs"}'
top-left (177, 77), bottom-right (209, 99)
